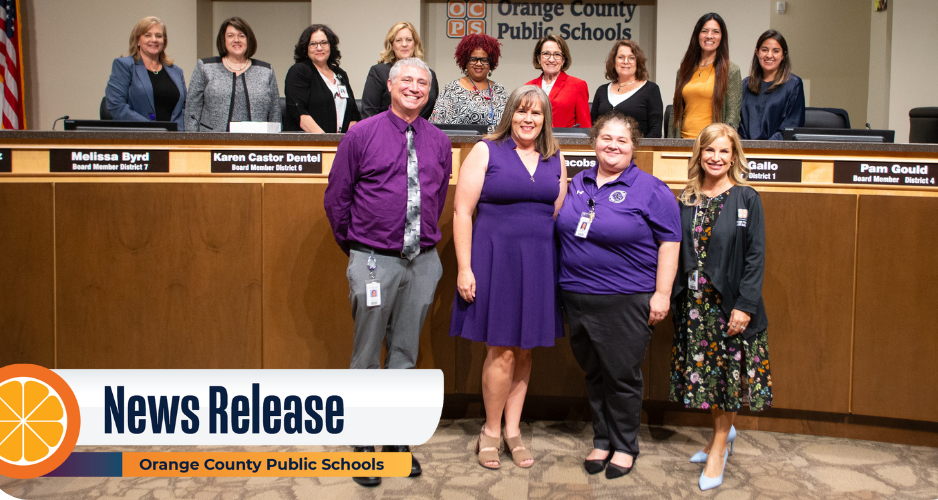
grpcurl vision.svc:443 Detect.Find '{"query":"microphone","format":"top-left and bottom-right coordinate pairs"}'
top-left (866, 123), bottom-right (872, 130)
top-left (52, 115), bottom-right (69, 130)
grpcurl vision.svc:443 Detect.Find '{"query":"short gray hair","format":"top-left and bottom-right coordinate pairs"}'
top-left (389, 57), bottom-right (431, 84)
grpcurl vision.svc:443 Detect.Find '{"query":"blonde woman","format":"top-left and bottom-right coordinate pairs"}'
top-left (670, 123), bottom-right (772, 491)
top-left (360, 22), bottom-right (438, 119)
top-left (105, 16), bottom-right (186, 129)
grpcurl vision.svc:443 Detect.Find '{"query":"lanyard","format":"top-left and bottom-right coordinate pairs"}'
top-left (691, 197), bottom-right (712, 268)
top-left (470, 78), bottom-right (495, 126)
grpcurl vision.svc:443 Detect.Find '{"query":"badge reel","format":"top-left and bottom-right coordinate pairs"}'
top-left (575, 198), bottom-right (595, 239)
top-left (365, 254), bottom-right (381, 307)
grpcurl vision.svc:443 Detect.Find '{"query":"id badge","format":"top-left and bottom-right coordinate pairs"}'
top-left (688, 270), bottom-right (699, 291)
top-left (366, 281), bottom-right (381, 307)
top-left (337, 86), bottom-right (349, 99)
top-left (575, 212), bottom-right (592, 238)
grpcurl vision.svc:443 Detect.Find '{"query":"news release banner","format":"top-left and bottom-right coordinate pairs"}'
top-left (211, 150), bottom-right (323, 174)
top-left (49, 149), bottom-right (169, 173)
top-left (833, 160), bottom-right (937, 187)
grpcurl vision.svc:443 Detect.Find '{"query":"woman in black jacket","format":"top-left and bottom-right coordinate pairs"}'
top-left (360, 22), bottom-right (438, 119)
top-left (283, 24), bottom-right (360, 133)
top-left (670, 123), bottom-right (772, 491)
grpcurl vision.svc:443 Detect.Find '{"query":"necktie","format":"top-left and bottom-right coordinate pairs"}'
top-left (402, 125), bottom-right (421, 260)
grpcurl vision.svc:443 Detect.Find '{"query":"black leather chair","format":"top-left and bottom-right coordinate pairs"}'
top-left (804, 107), bottom-right (850, 128)
top-left (664, 104), bottom-right (673, 136)
top-left (909, 107), bottom-right (938, 143)
top-left (100, 97), bottom-right (112, 120)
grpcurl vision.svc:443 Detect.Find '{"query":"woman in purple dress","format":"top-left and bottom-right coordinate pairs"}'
top-left (451, 85), bottom-right (567, 470)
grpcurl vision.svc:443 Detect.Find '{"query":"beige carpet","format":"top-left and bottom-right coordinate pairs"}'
top-left (2, 419), bottom-right (937, 499)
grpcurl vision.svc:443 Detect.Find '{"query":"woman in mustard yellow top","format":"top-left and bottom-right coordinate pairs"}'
top-left (667, 13), bottom-right (741, 138)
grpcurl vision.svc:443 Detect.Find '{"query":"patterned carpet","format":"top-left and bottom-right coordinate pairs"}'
top-left (2, 419), bottom-right (937, 499)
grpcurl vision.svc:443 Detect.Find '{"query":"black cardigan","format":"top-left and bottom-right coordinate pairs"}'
top-left (360, 62), bottom-right (439, 120)
top-left (671, 185), bottom-right (768, 341)
top-left (590, 81), bottom-right (663, 138)
top-left (283, 60), bottom-right (361, 132)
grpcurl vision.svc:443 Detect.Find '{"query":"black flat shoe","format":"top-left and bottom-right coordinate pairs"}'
top-left (383, 445), bottom-right (422, 477)
top-left (605, 461), bottom-right (634, 479)
top-left (583, 452), bottom-right (612, 475)
top-left (352, 446), bottom-right (381, 487)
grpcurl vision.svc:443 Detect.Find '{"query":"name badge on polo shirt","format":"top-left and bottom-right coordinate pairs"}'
top-left (737, 208), bottom-right (748, 227)
top-left (575, 212), bottom-right (592, 238)
top-left (337, 86), bottom-right (349, 99)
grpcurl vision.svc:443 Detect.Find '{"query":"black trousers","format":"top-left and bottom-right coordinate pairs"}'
top-left (562, 290), bottom-right (653, 458)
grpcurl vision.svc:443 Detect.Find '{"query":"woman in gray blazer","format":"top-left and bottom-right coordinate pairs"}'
top-left (105, 16), bottom-right (186, 129)
top-left (185, 17), bottom-right (281, 132)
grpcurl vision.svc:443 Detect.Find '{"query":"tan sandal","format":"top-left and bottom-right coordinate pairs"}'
top-left (503, 431), bottom-right (534, 468)
top-left (476, 428), bottom-right (500, 469)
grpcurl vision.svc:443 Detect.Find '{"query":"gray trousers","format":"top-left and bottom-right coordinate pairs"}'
top-left (347, 246), bottom-right (442, 369)
top-left (562, 290), bottom-right (653, 458)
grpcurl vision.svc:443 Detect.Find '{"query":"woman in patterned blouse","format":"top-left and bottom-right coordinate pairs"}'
top-left (430, 34), bottom-right (508, 131)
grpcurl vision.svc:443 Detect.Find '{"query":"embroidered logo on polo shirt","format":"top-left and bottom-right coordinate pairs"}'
top-left (609, 190), bottom-right (627, 203)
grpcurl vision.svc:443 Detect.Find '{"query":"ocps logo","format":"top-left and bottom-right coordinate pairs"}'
top-left (447, 1), bottom-right (486, 38)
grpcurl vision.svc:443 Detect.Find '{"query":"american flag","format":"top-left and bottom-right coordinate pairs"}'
top-left (0, 0), bottom-right (24, 129)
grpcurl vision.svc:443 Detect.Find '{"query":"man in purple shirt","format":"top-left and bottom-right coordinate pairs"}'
top-left (323, 58), bottom-right (452, 487)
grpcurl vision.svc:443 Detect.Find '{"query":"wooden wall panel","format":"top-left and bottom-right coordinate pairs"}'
top-left (55, 184), bottom-right (262, 368)
top-left (649, 192), bottom-right (857, 414)
top-left (853, 196), bottom-right (938, 421)
top-left (263, 185), bottom-right (458, 392)
top-left (760, 193), bottom-right (856, 413)
top-left (0, 184), bottom-right (54, 367)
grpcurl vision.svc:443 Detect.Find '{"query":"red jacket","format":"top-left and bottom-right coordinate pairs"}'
top-left (526, 71), bottom-right (591, 128)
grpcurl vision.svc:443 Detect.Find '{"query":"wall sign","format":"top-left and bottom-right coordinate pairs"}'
top-left (746, 158), bottom-right (802, 183)
top-left (0, 149), bottom-right (10, 172)
top-left (563, 153), bottom-right (596, 178)
top-left (833, 161), bottom-right (935, 187)
top-left (50, 150), bottom-right (169, 173)
top-left (211, 151), bottom-right (322, 174)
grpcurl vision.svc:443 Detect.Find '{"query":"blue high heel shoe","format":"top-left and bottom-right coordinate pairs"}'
top-left (698, 449), bottom-right (728, 491)
top-left (689, 425), bottom-right (736, 463)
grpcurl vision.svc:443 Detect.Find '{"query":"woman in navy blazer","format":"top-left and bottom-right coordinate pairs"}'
top-left (525, 35), bottom-right (590, 128)
top-left (105, 17), bottom-right (186, 129)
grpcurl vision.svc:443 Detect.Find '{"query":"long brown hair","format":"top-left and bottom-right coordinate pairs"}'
top-left (747, 30), bottom-right (792, 95)
top-left (680, 123), bottom-right (750, 206)
top-left (486, 85), bottom-right (559, 161)
top-left (672, 13), bottom-right (730, 133)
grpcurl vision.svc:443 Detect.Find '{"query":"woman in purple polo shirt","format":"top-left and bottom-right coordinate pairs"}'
top-left (557, 112), bottom-right (681, 479)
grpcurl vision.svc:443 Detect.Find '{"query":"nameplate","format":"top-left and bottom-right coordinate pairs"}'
top-left (563, 154), bottom-right (596, 178)
top-left (746, 158), bottom-right (802, 183)
top-left (0, 149), bottom-right (10, 172)
top-left (833, 161), bottom-right (936, 187)
top-left (50, 149), bottom-right (169, 173)
top-left (211, 150), bottom-right (322, 174)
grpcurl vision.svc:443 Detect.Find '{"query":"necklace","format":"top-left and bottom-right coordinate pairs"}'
top-left (469, 78), bottom-right (492, 98)
top-left (224, 57), bottom-right (249, 72)
top-left (616, 78), bottom-right (636, 91)
top-left (697, 60), bottom-right (714, 77)
top-left (148, 67), bottom-right (161, 75)
top-left (518, 148), bottom-right (539, 182)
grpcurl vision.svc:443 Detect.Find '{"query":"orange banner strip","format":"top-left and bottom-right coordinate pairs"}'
top-left (121, 452), bottom-right (411, 477)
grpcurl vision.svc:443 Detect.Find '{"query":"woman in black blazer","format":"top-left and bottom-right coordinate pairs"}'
top-left (590, 40), bottom-right (662, 137)
top-left (283, 24), bottom-right (360, 133)
top-left (360, 22), bottom-right (438, 119)
top-left (670, 123), bottom-right (772, 491)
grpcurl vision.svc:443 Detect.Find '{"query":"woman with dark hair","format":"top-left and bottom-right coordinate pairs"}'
top-left (558, 113), bottom-right (680, 480)
top-left (430, 34), bottom-right (508, 130)
top-left (360, 22), bottom-right (439, 119)
top-left (451, 85), bottom-right (566, 470)
top-left (283, 24), bottom-right (361, 133)
top-left (590, 40), bottom-right (663, 137)
top-left (185, 17), bottom-right (280, 132)
top-left (105, 16), bottom-right (186, 129)
top-left (739, 30), bottom-right (805, 140)
top-left (667, 13), bottom-right (741, 139)
top-left (525, 35), bottom-right (590, 128)
top-left (670, 123), bottom-right (772, 491)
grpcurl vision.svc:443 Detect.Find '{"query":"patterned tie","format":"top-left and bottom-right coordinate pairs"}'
top-left (402, 125), bottom-right (421, 260)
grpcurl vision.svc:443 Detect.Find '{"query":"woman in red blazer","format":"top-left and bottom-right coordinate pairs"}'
top-left (526, 35), bottom-right (591, 129)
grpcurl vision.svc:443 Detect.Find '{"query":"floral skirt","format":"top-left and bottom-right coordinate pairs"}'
top-left (669, 279), bottom-right (773, 412)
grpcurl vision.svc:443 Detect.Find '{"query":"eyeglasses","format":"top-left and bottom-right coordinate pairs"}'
top-left (468, 57), bottom-right (490, 66)
top-left (540, 52), bottom-right (564, 60)
top-left (308, 41), bottom-right (330, 48)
